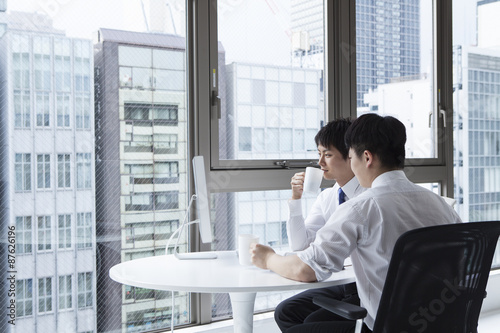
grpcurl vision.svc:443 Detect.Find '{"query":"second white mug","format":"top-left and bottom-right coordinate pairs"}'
top-left (238, 234), bottom-right (259, 266)
top-left (303, 167), bottom-right (323, 194)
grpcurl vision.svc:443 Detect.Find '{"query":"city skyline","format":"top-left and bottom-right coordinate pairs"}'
top-left (3, 1), bottom-right (500, 333)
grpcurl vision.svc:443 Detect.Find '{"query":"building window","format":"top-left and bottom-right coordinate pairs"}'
top-left (59, 275), bottom-right (72, 310)
top-left (124, 103), bottom-right (178, 126)
top-left (37, 154), bottom-right (51, 189)
top-left (35, 92), bottom-right (50, 127)
top-left (76, 153), bottom-right (92, 189)
top-left (15, 153), bottom-right (31, 191)
top-left (54, 38), bottom-right (71, 92)
top-left (34, 36), bottom-right (51, 91)
top-left (12, 34), bottom-right (30, 92)
top-left (38, 277), bottom-right (53, 313)
top-left (77, 212), bottom-right (92, 249)
top-left (14, 91), bottom-right (30, 128)
top-left (77, 272), bottom-right (93, 309)
top-left (56, 93), bottom-right (71, 128)
top-left (239, 127), bottom-right (252, 151)
top-left (252, 79), bottom-right (266, 104)
top-left (58, 214), bottom-right (72, 249)
top-left (57, 154), bottom-right (71, 188)
top-left (125, 220), bottom-right (179, 245)
top-left (154, 161), bottom-right (179, 184)
top-left (74, 40), bottom-right (91, 130)
top-left (155, 191), bottom-right (179, 210)
top-left (16, 216), bottom-right (32, 254)
top-left (75, 94), bottom-right (91, 129)
top-left (126, 307), bottom-right (176, 331)
top-left (125, 193), bottom-right (153, 211)
top-left (16, 279), bottom-right (33, 318)
top-left (125, 285), bottom-right (155, 301)
top-left (153, 134), bottom-right (178, 154)
top-left (37, 216), bottom-right (52, 252)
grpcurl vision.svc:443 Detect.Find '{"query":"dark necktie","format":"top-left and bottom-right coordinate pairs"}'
top-left (338, 188), bottom-right (345, 205)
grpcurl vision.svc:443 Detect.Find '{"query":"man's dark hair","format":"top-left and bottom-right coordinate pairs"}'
top-left (314, 118), bottom-right (352, 160)
top-left (345, 113), bottom-right (406, 169)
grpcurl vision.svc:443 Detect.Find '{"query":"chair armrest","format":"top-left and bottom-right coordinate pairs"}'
top-left (313, 296), bottom-right (368, 321)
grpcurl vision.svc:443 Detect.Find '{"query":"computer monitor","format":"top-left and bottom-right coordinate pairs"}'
top-left (192, 155), bottom-right (212, 244)
top-left (171, 156), bottom-right (217, 260)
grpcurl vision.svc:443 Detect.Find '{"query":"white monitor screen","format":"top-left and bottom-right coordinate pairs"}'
top-left (192, 156), bottom-right (212, 244)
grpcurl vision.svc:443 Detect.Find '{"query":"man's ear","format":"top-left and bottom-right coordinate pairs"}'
top-left (364, 150), bottom-right (374, 167)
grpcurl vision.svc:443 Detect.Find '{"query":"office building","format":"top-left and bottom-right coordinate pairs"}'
top-left (94, 28), bottom-right (190, 333)
top-left (0, 11), bottom-right (96, 333)
top-left (290, 0), bottom-right (421, 107)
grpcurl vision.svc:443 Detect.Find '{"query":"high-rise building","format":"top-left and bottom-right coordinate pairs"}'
top-left (452, 0), bottom-right (500, 225)
top-left (290, 0), bottom-right (421, 107)
top-left (0, 11), bottom-right (96, 333)
top-left (94, 28), bottom-right (190, 333)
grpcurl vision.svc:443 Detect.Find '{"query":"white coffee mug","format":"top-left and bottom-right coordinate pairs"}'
top-left (303, 167), bottom-right (323, 194)
top-left (238, 234), bottom-right (259, 266)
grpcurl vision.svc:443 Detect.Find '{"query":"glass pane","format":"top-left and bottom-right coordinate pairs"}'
top-left (217, 0), bottom-right (325, 161)
top-left (355, 0), bottom-right (436, 159)
top-left (210, 189), bottom-right (318, 320)
top-left (6, 0), bottom-right (189, 332)
top-left (453, 0), bottom-right (500, 268)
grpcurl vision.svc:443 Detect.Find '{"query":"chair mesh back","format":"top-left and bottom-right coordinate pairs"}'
top-left (372, 221), bottom-right (500, 333)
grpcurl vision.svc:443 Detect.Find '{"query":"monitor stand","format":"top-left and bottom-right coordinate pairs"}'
top-left (174, 251), bottom-right (218, 260)
top-left (165, 195), bottom-right (218, 260)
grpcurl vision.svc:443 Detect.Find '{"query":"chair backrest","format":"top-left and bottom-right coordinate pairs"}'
top-left (372, 221), bottom-right (500, 333)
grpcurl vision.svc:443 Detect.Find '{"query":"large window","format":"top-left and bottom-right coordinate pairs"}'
top-left (76, 212), bottom-right (92, 249)
top-left (453, 0), bottom-right (500, 266)
top-left (1, 1), bottom-right (459, 333)
top-left (16, 216), bottom-right (32, 254)
top-left (77, 272), bottom-right (93, 309)
top-left (214, 0), bottom-right (325, 168)
top-left (76, 153), bottom-right (92, 189)
top-left (37, 215), bottom-right (52, 252)
top-left (58, 214), bottom-right (72, 249)
top-left (38, 277), bottom-right (53, 313)
top-left (15, 153), bottom-right (31, 191)
top-left (355, 0), bottom-right (437, 159)
top-left (57, 153), bottom-right (71, 189)
top-left (37, 154), bottom-right (51, 189)
top-left (16, 279), bottom-right (33, 318)
top-left (59, 275), bottom-right (72, 310)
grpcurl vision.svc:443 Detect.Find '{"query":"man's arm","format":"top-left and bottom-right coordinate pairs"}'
top-left (250, 243), bottom-right (317, 282)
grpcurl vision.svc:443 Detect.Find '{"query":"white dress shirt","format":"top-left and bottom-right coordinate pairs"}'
top-left (296, 170), bottom-right (462, 329)
top-left (287, 176), bottom-right (365, 251)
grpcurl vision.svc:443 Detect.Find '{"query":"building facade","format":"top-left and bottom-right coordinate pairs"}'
top-left (0, 11), bottom-right (96, 333)
top-left (94, 28), bottom-right (190, 333)
top-left (290, 0), bottom-right (421, 107)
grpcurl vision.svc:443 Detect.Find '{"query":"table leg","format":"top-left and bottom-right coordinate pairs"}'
top-left (229, 292), bottom-right (257, 333)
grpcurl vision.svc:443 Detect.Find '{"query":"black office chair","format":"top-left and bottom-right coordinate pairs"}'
top-left (313, 221), bottom-right (500, 333)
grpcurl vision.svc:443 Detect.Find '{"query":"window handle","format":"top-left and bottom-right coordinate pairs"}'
top-left (274, 160), bottom-right (319, 169)
top-left (440, 109), bottom-right (447, 127)
top-left (211, 90), bottom-right (221, 119)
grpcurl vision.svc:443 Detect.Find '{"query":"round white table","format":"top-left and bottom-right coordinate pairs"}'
top-left (109, 251), bottom-right (355, 333)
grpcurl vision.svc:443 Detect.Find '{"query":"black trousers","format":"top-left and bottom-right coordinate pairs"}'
top-left (275, 282), bottom-right (368, 333)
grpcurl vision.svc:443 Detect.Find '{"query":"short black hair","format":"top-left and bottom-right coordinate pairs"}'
top-left (345, 113), bottom-right (406, 169)
top-left (314, 118), bottom-right (352, 160)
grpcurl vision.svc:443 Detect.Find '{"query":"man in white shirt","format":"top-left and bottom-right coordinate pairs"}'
top-left (251, 114), bottom-right (462, 333)
top-left (275, 119), bottom-right (365, 332)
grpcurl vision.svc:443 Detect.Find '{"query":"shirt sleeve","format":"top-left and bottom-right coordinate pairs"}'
top-left (297, 202), bottom-right (365, 281)
top-left (287, 192), bottom-right (329, 251)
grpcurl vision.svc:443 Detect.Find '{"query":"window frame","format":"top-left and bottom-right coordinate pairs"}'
top-left (192, 0), bottom-right (454, 196)
top-left (188, 0), bottom-right (454, 325)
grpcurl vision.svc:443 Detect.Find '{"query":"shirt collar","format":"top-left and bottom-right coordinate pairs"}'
top-left (340, 176), bottom-right (361, 201)
top-left (371, 170), bottom-right (407, 188)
